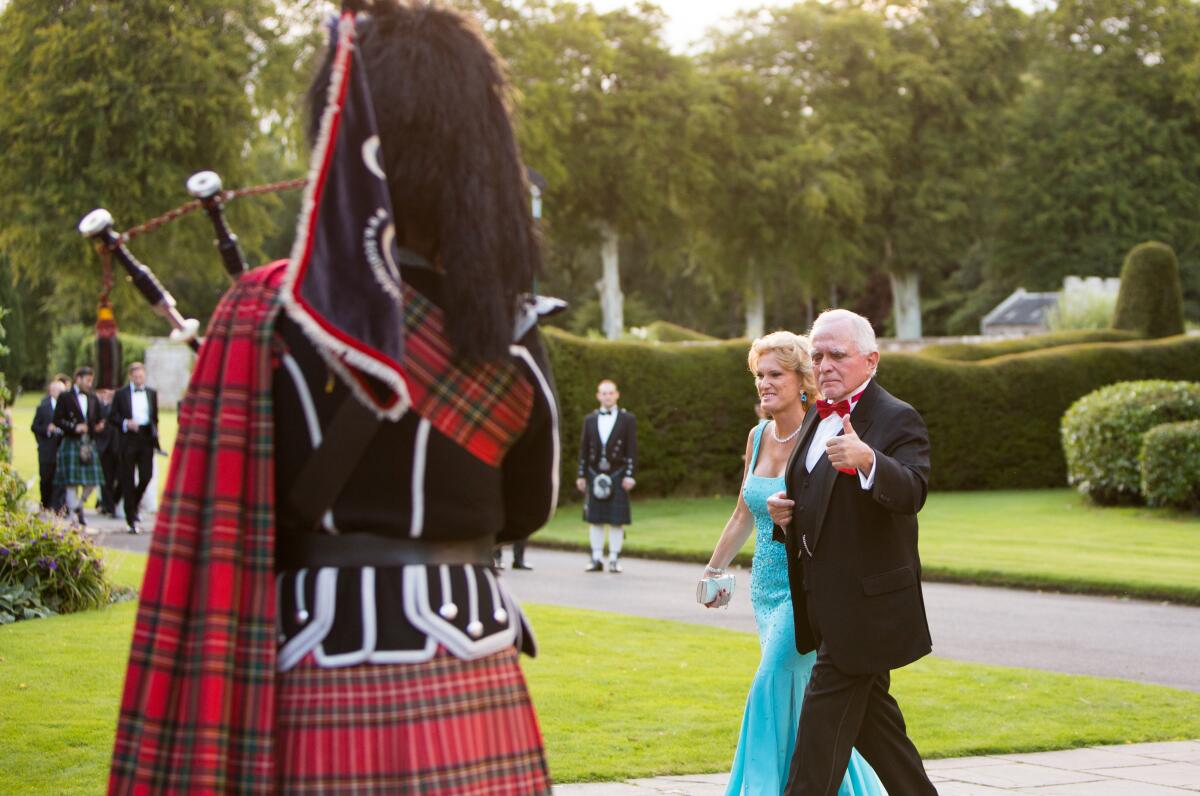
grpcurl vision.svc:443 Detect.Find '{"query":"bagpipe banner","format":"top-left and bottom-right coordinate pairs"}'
top-left (281, 9), bottom-right (411, 419)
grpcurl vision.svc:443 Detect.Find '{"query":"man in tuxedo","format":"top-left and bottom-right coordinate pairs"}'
top-left (30, 376), bottom-right (68, 511)
top-left (575, 379), bottom-right (637, 573)
top-left (109, 362), bottom-right (159, 534)
top-left (94, 388), bottom-right (122, 517)
top-left (767, 309), bottom-right (937, 796)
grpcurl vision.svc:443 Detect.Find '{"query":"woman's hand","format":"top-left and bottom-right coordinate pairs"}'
top-left (575, 477), bottom-right (587, 493)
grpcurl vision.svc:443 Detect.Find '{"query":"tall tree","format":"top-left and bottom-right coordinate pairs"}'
top-left (986, 0), bottom-right (1200, 319)
top-left (488, 1), bottom-right (705, 339)
top-left (0, 0), bottom-right (314, 336)
top-left (839, 0), bottom-right (1029, 338)
top-left (696, 5), bottom-right (882, 337)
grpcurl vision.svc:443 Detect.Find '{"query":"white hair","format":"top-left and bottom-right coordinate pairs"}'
top-left (810, 309), bottom-right (878, 356)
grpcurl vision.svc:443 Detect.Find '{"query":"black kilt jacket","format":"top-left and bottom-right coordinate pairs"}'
top-left (774, 379), bottom-right (933, 676)
top-left (52, 388), bottom-right (102, 438)
top-left (577, 409), bottom-right (637, 526)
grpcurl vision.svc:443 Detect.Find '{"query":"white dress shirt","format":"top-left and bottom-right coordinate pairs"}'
top-left (74, 388), bottom-right (89, 422)
top-left (597, 406), bottom-right (618, 446)
top-left (130, 386), bottom-right (151, 427)
top-left (805, 379), bottom-right (876, 490)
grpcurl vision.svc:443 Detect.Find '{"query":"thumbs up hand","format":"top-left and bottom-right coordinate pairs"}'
top-left (826, 414), bottom-right (873, 475)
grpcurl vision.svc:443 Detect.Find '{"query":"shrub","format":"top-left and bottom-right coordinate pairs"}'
top-left (0, 511), bottom-right (114, 623)
top-left (0, 461), bottom-right (27, 512)
top-left (1140, 420), bottom-right (1200, 511)
top-left (1046, 291), bottom-right (1118, 331)
top-left (48, 324), bottom-right (149, 379)
top-left (1061, 381), bottom-right (1200, 505)
top-left (919, 329), bottom-right (1140, 362)
top-left (545, 330), bottom-right (1200, 494)
top-left (1112, 242), bottom-right (1185, 338)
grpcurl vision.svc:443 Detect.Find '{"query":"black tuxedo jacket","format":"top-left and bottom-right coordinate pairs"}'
top-left (95, 398), bottom-right (120, 453)
top-left (110, 384), bottom-right (159, 445)
top-left (53, 388), bottom-right (102, 438)
top-left (576, 409), bottom-right (637, 479)
top-left (31, 396), bottom-right (62, 462)
top-left (774, 379), bottom-right (932, 675)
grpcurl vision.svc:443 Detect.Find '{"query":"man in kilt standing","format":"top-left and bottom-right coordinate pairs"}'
top-left (52, 366), bottom-right (105, 527)
top-left (577, 379), bottom-right (638, 572)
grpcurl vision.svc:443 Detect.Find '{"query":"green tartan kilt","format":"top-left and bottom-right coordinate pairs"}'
top-left (54, 438), bottom-right (104, 486)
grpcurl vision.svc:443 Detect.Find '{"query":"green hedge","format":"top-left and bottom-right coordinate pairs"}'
top-left (1061, 380), bottom-right (1200, 505)
top-left (918, 329), bottom-right (1141, 362)
top-left (1112, 241), bottom-right (1185, 338)
top-left (545, 328), bottom-right (756, 497)
top-left (544, 329), bottom-right (1200, 494)
top-left (1141, 420), bottom-right (1200, 511)
top-left (636, 321), bottom-right (720, 343)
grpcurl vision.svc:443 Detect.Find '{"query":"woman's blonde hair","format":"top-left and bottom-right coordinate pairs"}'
top-left (748, 331), bottom-right (819, 404)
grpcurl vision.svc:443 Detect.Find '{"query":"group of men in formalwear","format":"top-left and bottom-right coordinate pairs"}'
top-left (30, 362), bottom-right (159, 533)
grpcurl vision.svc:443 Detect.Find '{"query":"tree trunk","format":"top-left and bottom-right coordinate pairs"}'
top-left (744, 267), bottom-right (765, 340)
top-left (595, 222), bottom-right (624, 340)
top-left (597, 223), bottom-right (623, 340)
top-left (889, 271), bottom-right (922, 339)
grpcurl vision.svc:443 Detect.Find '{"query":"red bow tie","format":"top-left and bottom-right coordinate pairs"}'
top-left (815, 389), bottom-right (865, 420)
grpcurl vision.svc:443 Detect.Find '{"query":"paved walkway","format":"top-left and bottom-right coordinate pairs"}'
top-left (498, 548), bottom-right (1200, 692)
top-left (95, 528), bottom-right (1200, 691)
top-left (553, 741), bottom-right (1200, 794)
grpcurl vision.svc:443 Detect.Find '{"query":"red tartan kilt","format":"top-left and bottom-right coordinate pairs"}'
top-left (274, 647), bottom-right (552, 795)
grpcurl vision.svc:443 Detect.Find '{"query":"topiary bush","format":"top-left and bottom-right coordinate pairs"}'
top-left (1061, 380), bottom-right (1200, 505)
top-left (918, 329), bottom-right (1141, 362)
top-left (1111, 242), bottom-right (1186, 338)
top-left (1140, 420), bottom-right (1200, 511)
top-left (546, 329), bottom-right (1200, 495)
top-left (0, 512), bottom-right (118, 623)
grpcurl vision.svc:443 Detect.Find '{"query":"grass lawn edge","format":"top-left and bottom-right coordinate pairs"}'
top-left (526, 539), bottom-right (1200, 606)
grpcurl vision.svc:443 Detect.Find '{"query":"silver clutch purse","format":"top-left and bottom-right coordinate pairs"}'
top-left (696, 574), bottom-right (735, 607)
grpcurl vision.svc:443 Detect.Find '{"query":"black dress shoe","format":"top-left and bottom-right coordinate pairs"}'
top-left (585, 559), bottom-right (603, 572)
top-left (511, 561), bottom-right (533, 571)
top-left (127, 521), bottom-right (143, 535)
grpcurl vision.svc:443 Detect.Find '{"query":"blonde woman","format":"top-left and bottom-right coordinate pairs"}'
top-left (703, 331), bottom-right (884, 796)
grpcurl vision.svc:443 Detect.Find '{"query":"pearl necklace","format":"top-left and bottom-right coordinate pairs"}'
top-left (770, 419), bottom-right (802, 444)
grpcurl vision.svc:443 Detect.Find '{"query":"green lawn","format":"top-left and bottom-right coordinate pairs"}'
top-left (3, 560), bottom-right (1200, 792)
top-left (8, 393), bottom-right (179, 507)
top-left (538, 491), bottom-right (1200, 603)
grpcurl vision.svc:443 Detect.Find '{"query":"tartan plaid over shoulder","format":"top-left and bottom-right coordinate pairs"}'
top-left (401, 285), bottom-right (533, 466)
top-left (110, 263), bottom-right (283, 795)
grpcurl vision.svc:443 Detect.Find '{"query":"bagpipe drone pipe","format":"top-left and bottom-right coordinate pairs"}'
top-left (78, 170), bottom-right (307, 355)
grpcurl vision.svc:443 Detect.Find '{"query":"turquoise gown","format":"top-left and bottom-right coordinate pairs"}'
top-left (725, 420), bottom-right (887, 796)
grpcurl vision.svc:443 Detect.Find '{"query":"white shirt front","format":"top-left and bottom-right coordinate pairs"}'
top-left (74, 389), bottom-right (88, 422)
top-left (130, 385), bottom-right (151, 427)
top-left (805, 379), bottom-right (876, 490)
top-left (597, 406), bottom-right (618, 446)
